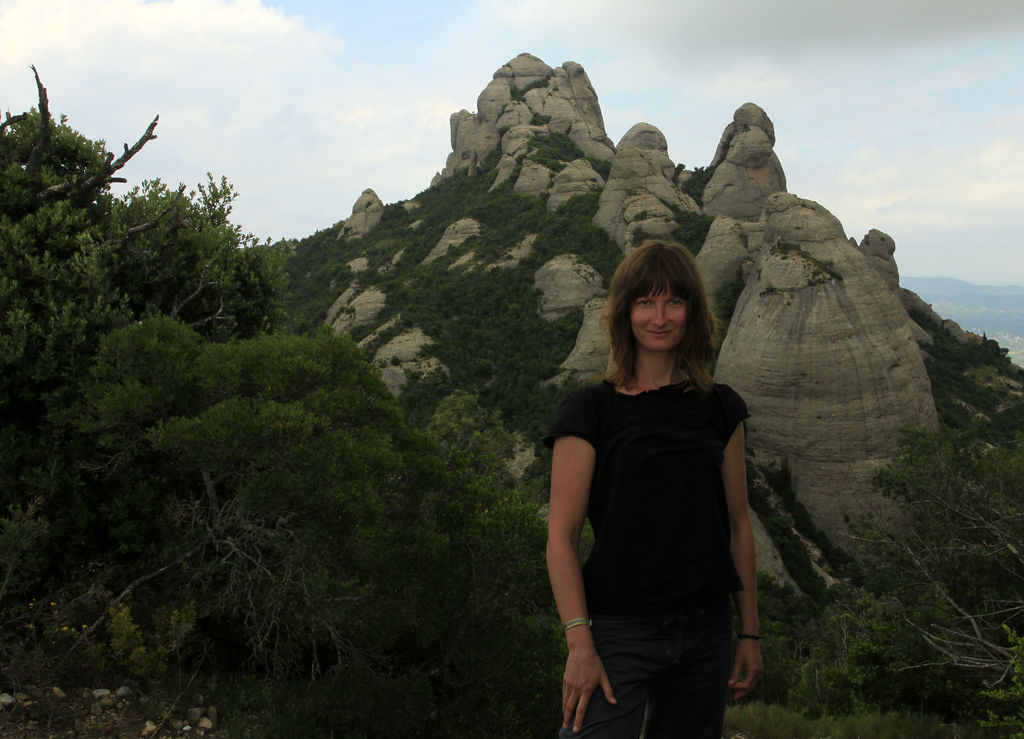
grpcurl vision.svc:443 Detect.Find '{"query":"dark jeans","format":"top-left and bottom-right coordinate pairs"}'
top-left (558, 599), bottom-right (733, 739)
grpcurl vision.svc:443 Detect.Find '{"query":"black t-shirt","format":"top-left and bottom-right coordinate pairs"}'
top-left (545, 381), bottom-right (749, 616)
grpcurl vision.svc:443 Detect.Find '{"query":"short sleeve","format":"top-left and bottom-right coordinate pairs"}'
top-left (543, 385), bottom-right (602, 449)
top-left (712, 384), bottom-right (749, 442)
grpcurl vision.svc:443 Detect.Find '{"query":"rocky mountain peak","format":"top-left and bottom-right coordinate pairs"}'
top-left (436, 53), bottom-right (614, 188)
top-left (306, 52), bottom-right (958, 565)
top-left (856, 228), bottom-right (900, 291)
top-left (703, 102), bottom-right (787, 221)
top-left (593, 120), bottom-right (700, 250)
top-left (617, 122), bottom-right (670, 153)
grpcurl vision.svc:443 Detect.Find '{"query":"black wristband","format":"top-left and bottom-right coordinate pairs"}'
top-left (736, 633), bottom-right (761, 640)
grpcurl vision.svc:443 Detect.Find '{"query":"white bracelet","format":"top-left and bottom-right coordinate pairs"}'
top-left (564, 617), bottom-right (591, 631)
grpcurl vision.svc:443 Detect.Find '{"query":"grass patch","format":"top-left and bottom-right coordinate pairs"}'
top-left (725, 702), bottom-right (997, 739)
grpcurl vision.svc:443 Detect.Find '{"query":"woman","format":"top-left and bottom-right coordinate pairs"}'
top-left (545, 240), bottom-right (761, 737)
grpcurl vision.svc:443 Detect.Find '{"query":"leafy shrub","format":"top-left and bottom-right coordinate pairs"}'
top-left (670, 209), bottom-right (716, 255)
top-left (510, 78), bottom-right (549, 102)
top-left (908, 308), bottom-right (1024, 436)
top-left (92, 602), bottom-right (195, 682)
top-left (586, 156), bottom-right (612, 180)
top-left (526, 132), bottom-right (585, 172)
top-left (78, 321), bottom-right (561, 731)
top-left (771, 241), bottom-right (843, 282)
top-left (746, 466), bottom-right (826, 599)
top-left (983, 626), bottom-right (1024, 737)
top-left (679, 165), bottom-right (715, 206)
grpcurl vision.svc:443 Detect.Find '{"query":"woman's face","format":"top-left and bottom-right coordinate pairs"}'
top-left (630, 292), bottom-right (687, 355)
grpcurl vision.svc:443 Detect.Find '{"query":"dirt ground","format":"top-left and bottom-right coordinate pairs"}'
top-left (0, 686), bottom-right (217, 738)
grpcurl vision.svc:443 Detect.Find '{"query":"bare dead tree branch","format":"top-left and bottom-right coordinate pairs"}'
top-left (77, 444), bottom-right (134, 477)
top-left (171, 258), bottom-right (217, 318)
top-left (916, 621), bottom-right (1014, 686)
top-left (200, 463), bottom-right (219, 511)
top-left (37, 113), bottom-right (159, 202)
top-left (188, 299), bottom-right (232, 328)
top-left (25, 66), bottom-right (51, 176)
top-left (14, 67), bottom-right (159, 200)
top-left (74, 531), bottom-right (213, 650)
top-left (867, 512), bottom-right (1022, 687)
top-left (1, 109), bottom-right (29, 136)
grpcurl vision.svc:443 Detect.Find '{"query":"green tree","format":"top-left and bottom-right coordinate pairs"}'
top-left (77, 320), bottom-right (559, 734)
top-left (857, 426), bottom-right (1024, 714)
top-left (0, 73), bottom-right (285, 595)
top-left (1, 74), bottom-right (137, 519)
top-left (787, 585), bottom-right (978, 719)
top-left (2, 73), bottom-right (561, 736)
top-left (107, 175), bottom-right (285, 340)
top-left (427, 390), bottom-right (519, 486)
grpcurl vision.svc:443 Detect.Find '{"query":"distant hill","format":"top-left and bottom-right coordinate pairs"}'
top-left (902, 276), bottom-right (1024, 364)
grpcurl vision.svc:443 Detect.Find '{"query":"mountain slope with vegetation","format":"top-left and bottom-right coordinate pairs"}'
top-left (282, 53), bottom-right (1024, 733)
top-left (284, 159), bottom-right (644, 504)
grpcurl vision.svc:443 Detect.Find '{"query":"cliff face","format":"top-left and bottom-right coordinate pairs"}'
top-left (321, 52), bottom-right (950, 567)
top-left (712, 194), bottom-right (938, 536)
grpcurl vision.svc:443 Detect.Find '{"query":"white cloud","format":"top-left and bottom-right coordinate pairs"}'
top-left (787, 129), bottom-right (1024, 282)
top-left (478, 0), bottom-right (1024, 54)
top-left (3, 0), bottom-right (1023, 283)
top-left (0, 0), bottom-right (446, 238)
top-left (838, 137), bottom-right (1024, 223)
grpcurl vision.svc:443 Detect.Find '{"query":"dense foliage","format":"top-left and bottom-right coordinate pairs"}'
top-left (742, 425), bottom-right (1023, 729)
top-left (1, 79), bottom-right (562, 736)
top-left (82, 321), bottom-right (558, 734)
top-left (1, 81), bottom-right (285, 587)
top-left (868, 428), bottom-right (1023, 710)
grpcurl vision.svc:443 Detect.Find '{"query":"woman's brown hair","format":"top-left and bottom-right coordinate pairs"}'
top-left (602, 239), bottom-right (718, 392)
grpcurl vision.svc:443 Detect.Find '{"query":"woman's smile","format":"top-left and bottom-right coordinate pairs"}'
top-left (631, 293), bottom-right (687, 353)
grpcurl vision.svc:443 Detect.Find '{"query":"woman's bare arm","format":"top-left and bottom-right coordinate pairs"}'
top-left (722, 424), bottom-right (763, 700)
top-left (546, 435), bottom-right (616, 731)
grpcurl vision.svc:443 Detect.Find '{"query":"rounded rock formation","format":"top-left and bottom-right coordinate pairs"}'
top-left (702, 103), bottom-right (787, 222)
top-left (534, 255), bottom-right (604, 320)
top-left (714, 193), bottom-right (937, 538)
top-left (338, 189), bottom-right (384, 240)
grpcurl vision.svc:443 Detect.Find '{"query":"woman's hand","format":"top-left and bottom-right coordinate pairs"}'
top-left (562, 633), bottom-right (616, 732)
top-left (728, 636), bottom-right (762, 701)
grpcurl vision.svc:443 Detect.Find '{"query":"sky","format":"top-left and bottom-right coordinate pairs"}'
top-left (2, 0), bottom-right (1024, 285)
